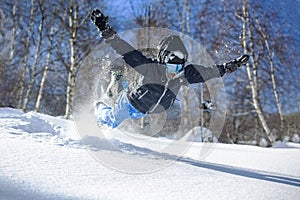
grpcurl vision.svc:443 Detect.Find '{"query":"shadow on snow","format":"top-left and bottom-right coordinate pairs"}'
top-left (82, 135), bottom-right (300, 187)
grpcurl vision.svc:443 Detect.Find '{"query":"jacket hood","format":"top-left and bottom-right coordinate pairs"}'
top-left (157, 35), bottom-right (188, 64)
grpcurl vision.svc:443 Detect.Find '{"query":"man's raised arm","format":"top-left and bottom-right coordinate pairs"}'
top-left (90, 9), bottom-right (154, 75)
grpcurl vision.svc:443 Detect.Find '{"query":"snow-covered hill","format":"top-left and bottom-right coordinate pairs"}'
top-left (1, 107), bottom-right (300, 200)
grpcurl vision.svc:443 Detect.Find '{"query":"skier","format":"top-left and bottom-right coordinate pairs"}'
top-left (90, 9), bottom-right (249, 128)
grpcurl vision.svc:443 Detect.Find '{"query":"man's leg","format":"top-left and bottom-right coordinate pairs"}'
top-left (95, 91), bottom-right (145, 128)
top-left (94, 102), bottom-right (116, 128)
top-left (111, 91), bottom-right (132, 127)
top-left (94, 92), bottom-right (131, 128)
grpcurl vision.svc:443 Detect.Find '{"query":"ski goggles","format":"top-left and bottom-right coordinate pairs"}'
top-left (166, 63), bottom-right (184, 74)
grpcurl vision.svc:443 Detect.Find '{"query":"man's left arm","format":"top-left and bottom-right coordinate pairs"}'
top-left (184, 64), bottom-right (226, 84)
top-left (184, 55), bottom-right (249, 84)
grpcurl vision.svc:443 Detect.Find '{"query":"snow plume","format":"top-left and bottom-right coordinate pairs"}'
top-left (0, 108), bottom-right (82, 147)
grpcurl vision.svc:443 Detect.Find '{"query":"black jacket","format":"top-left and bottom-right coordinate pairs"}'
top-left (105, 35), bottom-right (226, 114)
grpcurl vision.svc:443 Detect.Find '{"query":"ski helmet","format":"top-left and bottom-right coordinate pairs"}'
top-left (157, 35), bottom-right (188, 64)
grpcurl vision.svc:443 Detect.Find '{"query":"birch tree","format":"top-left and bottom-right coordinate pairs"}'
top-left (51, 0), bottom-right (100, 118)
top-left (35, 7), bottom-right (56, 112)
top-left (0, 1), bottom-right (20, 107)
top-left (64, 1), bottom-right (79, 118)
top-left (64, 0), bottom-right (95, 118)
top-left (9, 4), bottom-right (17, 63)
top-left (256, 19), bottom-right (285, 140)
top-left (181, 0), bottom-right (193, 135)
top-left (23, 0), bottom-right (45, 111)
top-left (238, 1), bottom-right (274, 144)
top-left (18, 0), bottom-right (35, 109)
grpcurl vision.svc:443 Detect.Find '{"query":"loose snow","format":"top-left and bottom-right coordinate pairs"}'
top-left (0, 107), bottom-right (300, 200)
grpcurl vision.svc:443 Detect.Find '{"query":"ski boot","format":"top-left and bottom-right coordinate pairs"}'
top-left (94, 101), bottom-right (114, 127)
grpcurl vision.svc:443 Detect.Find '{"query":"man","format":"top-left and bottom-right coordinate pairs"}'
top-left (90, 9), bottom-right (249, 128)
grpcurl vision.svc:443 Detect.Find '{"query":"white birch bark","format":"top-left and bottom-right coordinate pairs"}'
top-left (23, 4), bottom-right (45, 111)
top-left (240, 2), bottom-right (274, 144)
top-left (18, 0), bottom-right (35, 108)
top-left (65, 1), bottom-right (78, 118)
top-left (256, 19), bottom-right (285, 140)
top-left (35, 13), bottom-right (55, 112)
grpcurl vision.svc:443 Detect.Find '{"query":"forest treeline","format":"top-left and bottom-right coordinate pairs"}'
top-left (0, 0), bottom-right (299, 145)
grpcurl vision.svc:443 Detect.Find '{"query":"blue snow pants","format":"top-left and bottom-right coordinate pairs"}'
top-left (94, 91), bottom-right (146, 128)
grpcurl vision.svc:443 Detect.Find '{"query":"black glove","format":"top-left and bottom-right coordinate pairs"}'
top-left (90, 9), bottom-right (116, 38)
top-left (225, 54), bottom-right (249, 73)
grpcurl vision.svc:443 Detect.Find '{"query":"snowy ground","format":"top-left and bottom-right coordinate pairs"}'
top-left (0, 107), bottom-right (300, 200)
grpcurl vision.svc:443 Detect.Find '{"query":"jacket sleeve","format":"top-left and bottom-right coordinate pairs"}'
top-left (184, 63), bottom-right (226, 84)
top-left (105, 35), bottom-right (155, 76)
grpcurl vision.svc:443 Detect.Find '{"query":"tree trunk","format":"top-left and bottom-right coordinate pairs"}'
top-left (35, 12), bottom-right (55, 112)
top-left (65, 1), bottom-right (78, 118)
top-left (9, 4), bottom-right (17, 63)
top-left (240, 2), bottom-right (274, 144)
top-left (18, 0), bottom-right (35, 109)
top-left (181, 0), bottom-right (193, 136)
top-left (23, 4), bottom-right (45, 111)
top-left (256, 19), bottom-right (285, 140)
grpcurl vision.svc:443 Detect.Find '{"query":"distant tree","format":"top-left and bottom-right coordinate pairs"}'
top-left (9, 4), bottom-right (16, 63)
top-left (0, 1), bottom-right (26, 108)
top-left (238, 1), bottom-right (274, 144)
top-left (255, 18), bottom-right (285, 140)
top-left (23, 0), bottom-right (46, 111)
top-left (55, 0), bottom-right (101, 118)
top-left (34, 5), bottom-right (57, 112)
top-left (18, 0), bottom-right (35, 109)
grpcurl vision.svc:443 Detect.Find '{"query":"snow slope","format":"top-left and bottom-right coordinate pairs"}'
top-left (0, 107), bottom-right (300, 200)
